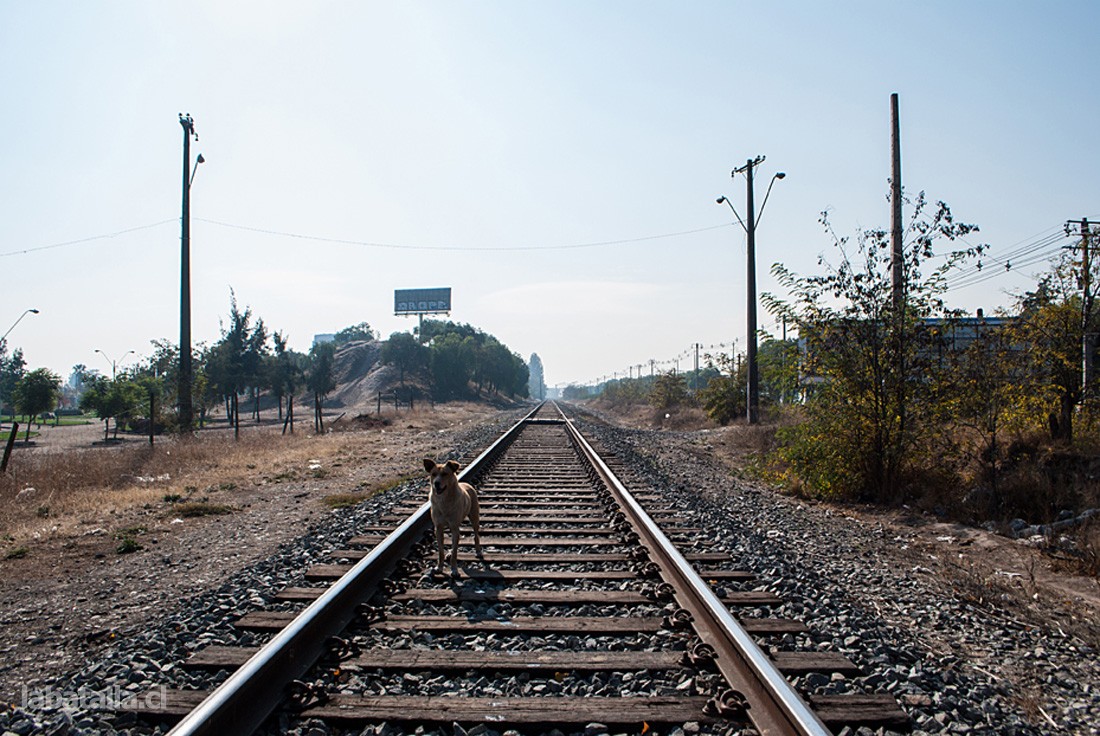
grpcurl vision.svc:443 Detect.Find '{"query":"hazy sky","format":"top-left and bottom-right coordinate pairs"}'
top-left (2, 2), bottom-right (1098, 388)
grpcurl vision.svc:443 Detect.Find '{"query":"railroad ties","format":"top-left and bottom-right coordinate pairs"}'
top-left (126, 403), bottom-right (907, 734)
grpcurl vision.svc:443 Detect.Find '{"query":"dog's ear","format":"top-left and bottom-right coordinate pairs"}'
top-left (445, 460), bottom-right (461, 473)
top-left (423, 458), bottom-right (436, 473)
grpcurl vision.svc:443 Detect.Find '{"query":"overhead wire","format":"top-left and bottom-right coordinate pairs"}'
top-left (195, 218), bottom-right (734, 252)
top-left (0, 219), bottom-right (178, 258)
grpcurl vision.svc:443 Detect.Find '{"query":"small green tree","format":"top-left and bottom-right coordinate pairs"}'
top-left (381, 331), bottom-right (428, 384)
top-left (1009, 249), bottom-right (1099, 444)
top-left (80, 375), bottom-right (143, 440)
top-left (13, 368), bottom-right (61, 440)
top-left (764, 194), bottom-right (983, 500)
top-left (0, 346), bottom-right (27, 420)
top-left (334, 322), bottom-right (374, 344)
top-left (307, 341), bottom-right (336, 432)
top-left (650, 372), bottom-right (689, 412)
top-left (699, 353), bottom-right (746, 425)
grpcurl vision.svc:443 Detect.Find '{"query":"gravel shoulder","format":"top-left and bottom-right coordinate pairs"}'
top-left (575, 409), bottom-right (1100, 735)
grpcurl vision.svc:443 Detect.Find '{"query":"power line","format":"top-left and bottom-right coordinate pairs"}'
top-left (196, 218), bottom-right (734, 252)
top-left (0, 219), bottom-right (178, 258)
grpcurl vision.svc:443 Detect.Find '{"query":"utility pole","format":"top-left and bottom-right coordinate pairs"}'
top-left (1068, 218), bottom-right (1096, 396)
top-left (693, 343), bottom-right (700, 393)
top-left (178, 113), bottom-right (198, 434)
top-left (890, 93), bottom-right (904, 308)
top-left (721, 158), bottom-right (784, 424)
top-left (733, 157), bottom-right (764, 423)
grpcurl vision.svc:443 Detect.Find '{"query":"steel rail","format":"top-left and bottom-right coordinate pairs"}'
top-left (166, 403), bottom-right (544, 736)
top-left (558, 403), bottom-right (830, 736)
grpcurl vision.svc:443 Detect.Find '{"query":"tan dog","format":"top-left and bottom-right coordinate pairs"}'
top-left (423, 458), bottom-right (482, 575)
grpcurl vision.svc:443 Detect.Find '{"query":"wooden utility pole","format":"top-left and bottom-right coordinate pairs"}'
top-left (890, 93), bottom-right (904, 307)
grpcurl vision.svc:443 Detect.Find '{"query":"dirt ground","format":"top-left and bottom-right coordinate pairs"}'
top-left (0, 402), bottom-right (504, 702)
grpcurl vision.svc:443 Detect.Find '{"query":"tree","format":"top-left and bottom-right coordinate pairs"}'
top-left (528, 353), bottom-right (545, 401)
top-left (0, 346), bottom-right (26, 420)
top-left (13, 368), bottom-right (61, 440)
top-left (699, 352), bottom-right (747, 426)
top-left (207, 291), bottom-right (269, 437)
top-left (334, 322), bottom-right (374, 344)
top-left (268, 331), bottom-right (306, 427)
top-left (1010, 249), bottom-right (1099, 444)
top-left (381, 331), bottom-right (428, 384)
top-left (650, 371), bottom-right (689, 412)
top-left (429, 333), bottom-right (474, 400)
top-left (307, 340), bottom-right (336, 432)
top-left (80, 375), bottom-right (143, 441)
top-left (764, 193), bottom-right (984, 500)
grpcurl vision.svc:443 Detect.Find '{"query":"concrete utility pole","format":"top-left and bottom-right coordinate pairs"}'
top-left (890, 93), bottom-right (904, 308)
top-left (743, 158), bottom-right (760, 424)
top-left (723, 157), bottom-right (783, 424)
top-left (178, 113), bottom-right (203, 433)
top-left (1068, 218), bottom-right (1096, 396)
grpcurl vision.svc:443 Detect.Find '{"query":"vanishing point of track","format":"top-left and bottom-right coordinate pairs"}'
top-left (131, 402), bottom-right (907, 735)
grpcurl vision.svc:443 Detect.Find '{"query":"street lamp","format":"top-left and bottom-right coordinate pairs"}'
top-left (94, 349), bottom-right (135, 380)
top-left (1, 309), bottom-right (39, 345)
top-left (718, 156), bottom-right (785, 424)
top-left (179, 113), bottom-right (204, 433)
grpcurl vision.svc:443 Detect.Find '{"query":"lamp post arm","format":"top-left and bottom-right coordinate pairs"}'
top-left (755, 173), bottom-right (785, 229)
top-left (717, 197), bottom-right (748, 233)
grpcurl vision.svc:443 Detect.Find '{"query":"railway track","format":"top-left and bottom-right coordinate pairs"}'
top-left (126, 402), bottom-right (907, 735)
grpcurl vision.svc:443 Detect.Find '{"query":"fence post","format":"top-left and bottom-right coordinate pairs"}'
top-left (1, 423), bottom-right (19, 473)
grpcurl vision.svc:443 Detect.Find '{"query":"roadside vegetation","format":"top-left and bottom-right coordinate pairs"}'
top-left (1, 293), bottom-right (529, 449)
top-left (582, 193), bottom-right (1100, 574)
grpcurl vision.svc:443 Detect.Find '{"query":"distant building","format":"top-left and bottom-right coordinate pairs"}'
top-left (312, 333), bottom-right (336, 348)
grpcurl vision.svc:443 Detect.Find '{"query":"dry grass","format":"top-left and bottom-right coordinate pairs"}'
top-left (0, 430), bottom-right (343, 542)
top-left (0, 401), bottom-right (499, 546)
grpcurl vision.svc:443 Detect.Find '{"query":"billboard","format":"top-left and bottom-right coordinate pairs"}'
top-left (395, 287), bottom-right (452, 315)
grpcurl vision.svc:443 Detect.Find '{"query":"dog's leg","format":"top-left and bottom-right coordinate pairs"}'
top-left (449, 527), bottom-right (460, 576)
top-left (469, 505), bottom-right (483, 559)
top-left (434, 525), bottom-right (445, 574)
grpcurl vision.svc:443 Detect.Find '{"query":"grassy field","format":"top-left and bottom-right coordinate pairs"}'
top-left (0, 414), bottom-right (93, 429)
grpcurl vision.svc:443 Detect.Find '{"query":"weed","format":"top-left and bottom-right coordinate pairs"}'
top-left (35, 506), bottom-right (49, 519)
top-left (163, 493), bottom-right (182, 503)
top-left (116, 538), bottom-right (142, 554)
top-left (4, 546), bottom-right (29, 559)
top-left (321, 493), bottom-right (364, 510)
top-left (114, 525), bottom-right (147, 539)
top-left (217, 482), bottom-right (237, 492)
top-left (172, 502), bottom-right (233, 518)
